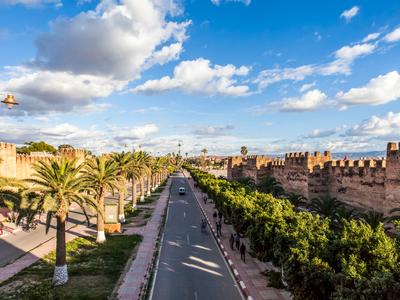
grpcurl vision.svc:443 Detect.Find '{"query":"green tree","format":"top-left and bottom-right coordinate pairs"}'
top-left (17, 141), bottom-right (57, 155)
top-left (240, 146), bottom-right (248, 157)
top-left (257, 176), bottom-right (284, 197)
top-left (82, 157), bottom-right (122, 243)
top-left (23, 158), bottom-right (97, 285)
top-left (360, 211), bottom-right (388, 230)
top-left (285, 192), bottom-right (307, 208)
top-left (111, 152), bottom-right (132, 223)
top-left (309, 195), bottom-right (344, 219)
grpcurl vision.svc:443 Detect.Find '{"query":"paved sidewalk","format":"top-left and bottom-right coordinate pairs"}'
top-left (186, 176), bottom-right (292, 300)
top-left (0, 222), bottom-right (96, 283)
top-left (117, 179), bottom-right (171, 300)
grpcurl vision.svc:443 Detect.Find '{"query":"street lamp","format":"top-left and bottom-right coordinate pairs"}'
top-left (1, 94), bottom-right (19, 109)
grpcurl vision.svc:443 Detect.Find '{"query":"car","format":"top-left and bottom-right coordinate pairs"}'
top-left (179, 187), bottom-right (186, 195)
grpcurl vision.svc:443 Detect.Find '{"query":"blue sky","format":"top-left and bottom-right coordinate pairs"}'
top-left (0, 0), bottom-right (400, 155)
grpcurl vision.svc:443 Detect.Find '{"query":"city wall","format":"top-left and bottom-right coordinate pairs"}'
top-left (0, 142), bottom-right (86, 180)
top-left (227, 142), bottom-right (400, 214)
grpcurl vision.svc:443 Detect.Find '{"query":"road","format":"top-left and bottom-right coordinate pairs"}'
top-left (151, 173), bottom-right (243, 300)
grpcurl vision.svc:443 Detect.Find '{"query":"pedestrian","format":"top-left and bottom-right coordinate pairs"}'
top-left (229, 233), bottom-right (235, 250)
top-left (0, 221), bottom-right (3, 236)
top-left (235, 233), bottom-right (240, 250)
top-left (203, 195), bottom-right (207, 204)
top-left (218, 210), bottom-right (223, 222)
top-left (217, 221), bottom-right (222, 237)
top-left (213, 211), bottom-right (218, 222)
top-left (240, 242), bottom-right (246, 262)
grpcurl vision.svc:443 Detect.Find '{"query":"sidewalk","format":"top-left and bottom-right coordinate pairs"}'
top-left (117, 179), bottom-right (170, 300)
top-left (0, 222), bottom-right (96, 284)
top-left (186, 175), bottom-right (292, 300)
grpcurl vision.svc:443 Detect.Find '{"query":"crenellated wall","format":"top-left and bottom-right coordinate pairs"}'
top-left (0, 142), bottom-right (86, 180)
top-left (227, 142), bottom-right (400, 214)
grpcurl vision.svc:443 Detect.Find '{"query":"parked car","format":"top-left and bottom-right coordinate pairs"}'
top-left (179, 187), bottom-right (186, 195)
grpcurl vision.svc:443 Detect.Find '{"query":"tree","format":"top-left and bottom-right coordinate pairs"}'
top-left (82, 157), bottom-right (122, 243)
top-left (240, 146), bottom-right (248, 157)
top-left (17, 141), bottom-right (57, 155)
top-left (58, 144), bottom-right (74, 151)
top-left (360, 211), bottom-right (388, 230)
top-left (257, 176), bottom-right (284, 197)
top-left (237, 176), bottom-right (256, 190)
top-left (309, 195), bottom-right (344, 219)
top-left (23, 157), bottom-right (96, 285)
top-left (285, 192), bottom-right (307, 208)
top-left (111, 152), bottom-right (132, 223)
top-left (201, 148), bottom-right (208, 156)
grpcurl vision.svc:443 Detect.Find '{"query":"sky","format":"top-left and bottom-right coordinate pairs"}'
top-left (0, 0), bottom-right (400, 156)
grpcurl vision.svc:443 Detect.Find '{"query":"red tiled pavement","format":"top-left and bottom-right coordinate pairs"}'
top-left (117, 179), bottom-right (171, 300)
top-left (185, 173), bottom-right (292, 300)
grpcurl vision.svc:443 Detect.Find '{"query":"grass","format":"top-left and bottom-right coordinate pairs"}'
top-left (0, 235), bottom-right (141, 300)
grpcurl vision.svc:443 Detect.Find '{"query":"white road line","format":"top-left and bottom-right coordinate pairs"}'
top-left (184, 211), bottom-right (186, 218)
top-left (194, 291), bottom-right (198, 300)
top-left (187, 234), bottom-right (190, 246)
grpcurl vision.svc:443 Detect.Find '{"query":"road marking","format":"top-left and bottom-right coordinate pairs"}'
top-left (194, 291), bottom-right (198, 300)
top-left (184, 211), bottom-right (186, 218)
top-left (186, 234), bottom-right (190, 245)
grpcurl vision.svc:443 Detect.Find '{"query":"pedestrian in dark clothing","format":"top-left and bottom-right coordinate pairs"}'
top-left (213, 211), bottom-right (218, 222)
top-left (216, 221), bottom-right (222, 237)
top-left (203, 195), bottom-right (207, 204)
top-left (240, 243), bottom-right (246, 262)
top-left (229, 233), bottom-right (235, 250)
top-left (218, 211), bottom-right (223, 222)
top-left (235, 233), bottom-right (240, 250)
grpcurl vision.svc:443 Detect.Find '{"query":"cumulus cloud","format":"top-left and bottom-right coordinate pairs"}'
top-left (2, 0), bottom-right (190, 114)
top-left (132, 58), bottom-right (250, 96)
top-left (299, 82), bottom-right (316, 93)
top-left (362, 32), bottom-right (381, 43)
top-left (1, 0), bottom-right (62, 8)
top-left (254, 65), bottom-right (315, 89)
top-left (384, 27), bottom-right (400, 43)
top-left (271, 89), bottom-right (328, 112)
top-left (305, 128), bottom-right (338, 139)
top-left (340, 6), bottom-right (359, 22)
top-left (211, 0), bottom-right (251, 5)
top-left (193, 125), bottom-right (234, 137)
top-left (336, 71), bottom-right (400, 106)
top-left (345, 112), bottom-right (400, 138)
top-left (320, 43), bottom-right (376, 75)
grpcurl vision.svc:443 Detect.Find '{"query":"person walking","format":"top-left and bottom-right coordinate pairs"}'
top-left (235, 233), bottom-right (240, 250)
top-left (203, 194), bottom-right (207, 204)
top-left (216, 221), bottom-right (222, 237)
top-left (240, 242), bottom-right (246, 262)
top-left (0, 221), bottom-right (4, 236)
top-left (213, 211), bottom-right (218, 222)
top-left (218, 210), bottom-right (223, 222)
top-left (229, 233), bottom-right (235, 250)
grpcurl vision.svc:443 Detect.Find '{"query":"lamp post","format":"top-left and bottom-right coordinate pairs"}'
top-left (1, 94), bottom-right (19, 109)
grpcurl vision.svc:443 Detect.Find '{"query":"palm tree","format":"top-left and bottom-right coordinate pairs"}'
top-left (111, 152), bottom-right (132, 223)
top-left (23, 157), bottom-right (96, 286)
top-left (82, 156), bottom-right (122, 243)
top-left (285, 192), bottom-right (307, 208)
top-left (136, 151), bottom-right (152, 201)
top-left (0, 177), bottom-right (25, 224)
top-left (127, 151), bottom-right (148, 208)
top-left (309, 195), bottom-right (344, 219)
top-left (237, 176), bottom-right (256, 190)
top-left (240, 146), bottom-right (248, 157)
top-left (257, 176), bottom-right (284, 197)
top-left (360, 211), bottom-right (388, 230)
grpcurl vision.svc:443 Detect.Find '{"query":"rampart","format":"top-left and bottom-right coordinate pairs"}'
top-left (227, 142), bottom-right (400, 214)
top-left (0, 142), bottom-right (86, 180)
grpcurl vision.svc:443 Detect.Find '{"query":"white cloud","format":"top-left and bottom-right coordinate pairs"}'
top-left (384, 27), bottom-right (400, 43)
top-left (305, 128), bottom-right (338, 139)
top-left (1, 0), bottom-right (62, 8)
top-left (2, 0), bottom-right (191, 114)
top-left (299, 82), bottom-right (316, 93)
top-left (193, 125), bottom-right (234, 137)
top-left (336, 71), bottom-right (400, 106)
top-left (320, 43), bottom-right (376, 75)
top-left (362, 32), bottom-right (380, 43)
top-left (345, 112), bottom-right (400, 138)
top-left (254, 65), bottom-right (315, 89)
top-left (114, 124), bottom-right (159, 141)
top-left (271, 89), bottom-right (328, 112)
top-left (340, 6), bottom-right (359, 22)
top-left (211, 0), bottom-right (251, 6)
top-left (132, 58), bottom-right (250, 96)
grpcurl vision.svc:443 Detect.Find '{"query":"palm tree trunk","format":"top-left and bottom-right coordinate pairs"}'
top-left (140, 176), bottom-right (145, 202)
top-left (53, 214), bottom-right (68, 286)
top-left (132, 177), bottom-right (137, 208)
top-left (118, 189), bottom-right (125, 223)
top-left (146, 174), bottom-right (151, 196)
top-left (96, 190), bottom-right (106, 243)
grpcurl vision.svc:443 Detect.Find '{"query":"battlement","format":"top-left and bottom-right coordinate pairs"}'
top-left (0, 142), bottom-right (16, 150)
top-left (16, 154), bottom-right (53, 163)
top-left (387, 142), bottom-right (400, 158)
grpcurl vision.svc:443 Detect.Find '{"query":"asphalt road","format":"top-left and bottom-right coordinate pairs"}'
top-left (151, 173), bottom-right (243, 300)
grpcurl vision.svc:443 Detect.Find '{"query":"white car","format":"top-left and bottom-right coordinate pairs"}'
top-left (179, 187), bottom-right (186, 195)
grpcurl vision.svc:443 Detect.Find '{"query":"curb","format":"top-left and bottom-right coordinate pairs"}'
top-left (184, 173), bottom-right (253, 300)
